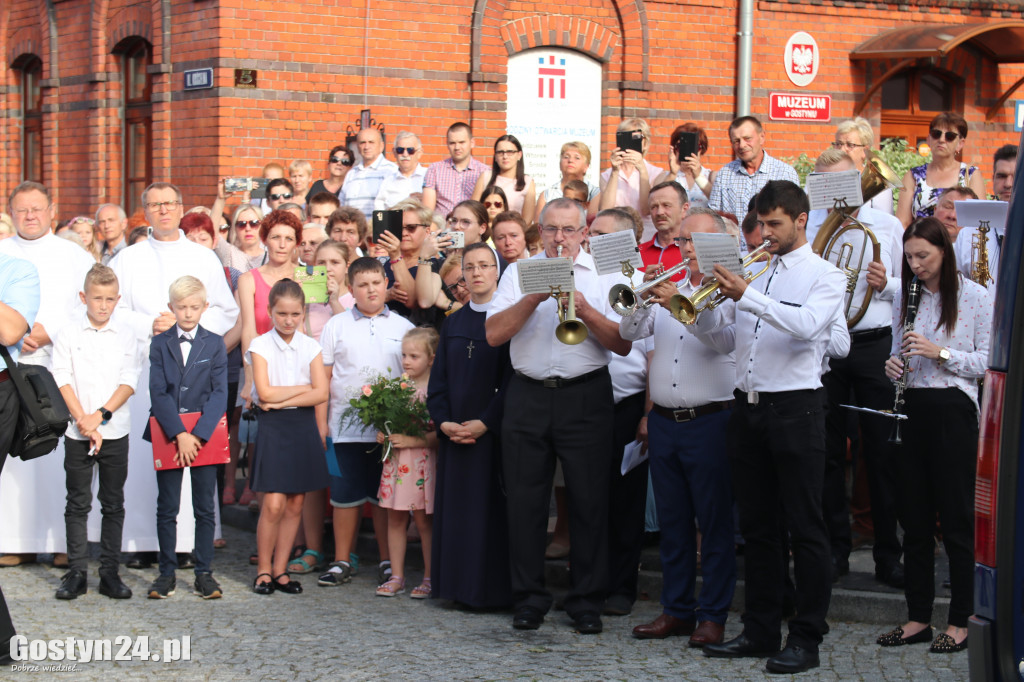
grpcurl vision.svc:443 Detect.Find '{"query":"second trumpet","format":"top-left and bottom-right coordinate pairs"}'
top-left (608, 259), bottom-right (691, 316)
top-left (669, 240), bottom-right (772, 324)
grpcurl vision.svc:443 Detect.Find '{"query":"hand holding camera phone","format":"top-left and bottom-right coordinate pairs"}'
top-left (439, 230), bottom-right (465, 249)
top-left (372, 210), bottom-right (404, 243)
top-left (616, 130), bottom-right (645, 155)
top-left (225, 177), bottom-right (270, 194)
top-left (675, 131), bottom-right (699, 164)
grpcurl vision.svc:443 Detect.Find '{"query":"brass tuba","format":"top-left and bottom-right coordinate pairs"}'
top-left (811, 152), bottom-right (901, 328)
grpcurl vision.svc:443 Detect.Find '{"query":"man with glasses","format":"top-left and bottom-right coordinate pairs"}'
top-left (709, 116), bottom-right (798, 220)
top-left (96, 203), bottom-right (129, 264)
top-left (0, 182), bottom-right (95, 569)
top-left (639, 182), bottom-right (690, 283)
top-left (375, 132), bottom-right (426, 210)
top-left (339, 127), bottom-right (397, 222)
top-left (109, 182), bottom-right (238, 571)
top-left (486, 197), bottom-right (632, 635)
top-left (422, 122), bottom-right (488, 216)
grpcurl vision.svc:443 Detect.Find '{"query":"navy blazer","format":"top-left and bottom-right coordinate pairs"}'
top-left (145, 324), bottom-right (228, 443)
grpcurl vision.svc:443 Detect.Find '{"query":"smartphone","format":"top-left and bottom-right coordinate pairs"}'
top-left (225, 177), bottom-right (253, 193)
top-left (616, 130), bottom-right (644, 154)
top-left (373, 210), bottom-right (403, 242)
top-left (440, 230), bottom-right (465, 249)
top-left (675, 132), bottom-right (698, 163)
top-left (250, 178), bottom-right (270, 200)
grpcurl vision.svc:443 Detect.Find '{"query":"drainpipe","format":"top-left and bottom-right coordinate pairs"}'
top-left (736, 0), bottom-right (754, 117)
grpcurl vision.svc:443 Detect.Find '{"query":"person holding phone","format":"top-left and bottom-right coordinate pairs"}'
top-left (595, 118), bottom-right (664, 242)
top-left (652, 123), bottom-right (713, 210)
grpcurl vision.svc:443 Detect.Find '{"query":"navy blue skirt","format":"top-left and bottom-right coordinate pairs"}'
top-left (251, 407), bottom-right (328, 494)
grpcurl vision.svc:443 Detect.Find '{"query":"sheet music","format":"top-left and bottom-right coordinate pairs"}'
top-left (517, 258), bottom-right (575, 294)
top-left (955, 199), bottom-right (1008, 233)
top-left (806, 170), bottom-right (863, 211)
top-left (589, 230), bottom-right (643, 276)
top-left (692, 232), bottom-right (744, 277)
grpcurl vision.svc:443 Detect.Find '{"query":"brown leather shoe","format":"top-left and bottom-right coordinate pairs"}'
top-left (689, 620), bottom-right (725, 647)
top-left (632, 613), bottom-right (696, 639)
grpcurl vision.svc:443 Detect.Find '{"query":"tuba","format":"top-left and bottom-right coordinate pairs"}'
top-left (552, 245), bottom-right (589, 345)
top-left (812, 152), bottom-right (901, 328)
top-left (971, 220), bottom-right (993, 286)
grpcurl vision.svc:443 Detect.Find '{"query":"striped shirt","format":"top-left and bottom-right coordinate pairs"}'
top-left (708, 151), bottom-right (798, 219)
top-left (423, 157), bottom-right (489, 216)
top-left (339, 154), bottom-right (399, 221)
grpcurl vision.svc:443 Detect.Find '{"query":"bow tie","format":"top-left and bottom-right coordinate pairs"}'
top-left (179, 334), bottom-right (193, 344)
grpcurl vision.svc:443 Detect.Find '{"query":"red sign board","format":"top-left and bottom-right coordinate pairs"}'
top-left (769, 92), bottom-right (831, 122)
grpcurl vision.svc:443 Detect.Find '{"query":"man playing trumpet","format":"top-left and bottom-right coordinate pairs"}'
top-left (486, 197), bottom-right (631, 635)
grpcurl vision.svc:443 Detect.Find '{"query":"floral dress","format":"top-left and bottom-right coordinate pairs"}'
top-left (910, 162), bottom-right (976, 219)
top-left (377, 387), bottom-right (435, 512)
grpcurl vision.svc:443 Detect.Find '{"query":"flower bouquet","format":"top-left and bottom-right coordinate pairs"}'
top-left (340, 371), bottom-right (430, 462)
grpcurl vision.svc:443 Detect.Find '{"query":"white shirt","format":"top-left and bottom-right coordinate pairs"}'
top-left (176, 325), bottom-right (195, 365)
top-left (890, 275), bottom-right (992, 409)
top-left (672, 169), bottom-right (712, 210)
top-left (0, 232), bottom-right (94, 368)
top-left (374, 164), bottom-right (427, 210)
top-left (694, 243), bottom-right (845, 392)
top-left (339, 154), bottom-right (399, 220)
top-left (806, 206), bottom-right (904, 332)
top-left (954, 223), bottom-right (1002, 293)
top-left (620, 279), bottom-right (736, 408)
top-left (51, 313), bottom-right (141, 440)
top-left (488, 250), bottom-right (626, 380)
top-left (246, 328), bottom-right (323, 406)
top-left (320, 306), bottom-right (413, 441)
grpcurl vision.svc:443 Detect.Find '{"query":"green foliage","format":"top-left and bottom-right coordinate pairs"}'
top-left (785, 152), bottom-right (817, 187)
top-left (341, 371), bottom-right (430, 460)
top-left (783, 138), bottom-right (928, 202)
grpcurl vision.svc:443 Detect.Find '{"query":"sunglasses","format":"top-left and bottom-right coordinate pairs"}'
top-left (235, 219), bottom-right (260, 229)
top-left (269, 193), bottom-right (293, 201)
top-left (929, 129), bottom-right (959, 143)
top-left (394, 147), bottom-right (418, 156)
top-left (329, 156), bottom-right (353, 166)
top-left (483, 200), bottom-right (504, 209)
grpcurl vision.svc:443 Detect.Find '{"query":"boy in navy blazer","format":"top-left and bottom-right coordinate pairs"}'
top-left (147, 276), bottom-right (228, 600)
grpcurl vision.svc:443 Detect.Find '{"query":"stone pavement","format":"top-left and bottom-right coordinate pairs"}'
top-left (2, 526), bottom-right (968, 681)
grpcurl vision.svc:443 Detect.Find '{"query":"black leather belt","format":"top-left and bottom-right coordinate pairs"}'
top-left (850, 327), bottom-right (891, 343)
top-left (514, 367), bottom-right (606, 389)
top-left (0, 369), bottom-right (8, 383)
top-left (651, 401), bottom-right (734, 423)
top-left (734, 388), bottom-right (822, 406)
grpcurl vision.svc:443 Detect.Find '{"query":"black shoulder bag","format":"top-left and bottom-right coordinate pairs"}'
top-left (0, 345), bottom-right (71, 460)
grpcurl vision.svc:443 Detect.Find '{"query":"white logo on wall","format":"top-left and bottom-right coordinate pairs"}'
top-left (506, 48), bottom-right (602, 193)
top-left (785, 32), bottom-right (819, 87)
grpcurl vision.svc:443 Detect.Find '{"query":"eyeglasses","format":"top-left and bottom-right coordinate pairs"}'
top-left (673, 236), bottom-right (694, 245)
top-left (483, 201), bottom-right (504, 209)
top-left (446, 217), bottom-right (477, 229)
top-left (462, 264), bottom-right (496, 274)
top-left (446, 278), bottom-right (467, 290)
top-left (540, 225), bottom-right (580, 236)
top-left (235, 219), bottom-right (261, 229)
top-left (403, 223), bottom-right (429, 232)
top-left (831, 141), bottom-right (866, 150)
top-left (494, 149), bottom-right (519, 157)
top-left (144, 201), bottom-right (182, 212)
top-left (12, 206), bottom-right (50, 217)
top-left (329, 156), bottom-right (353, 166)
top-left (269, 193), bottom-right (293, 201)
top-left (930, 129), bottom-right (959, 143)
top-left (394, 147), bottom-right (419, 156)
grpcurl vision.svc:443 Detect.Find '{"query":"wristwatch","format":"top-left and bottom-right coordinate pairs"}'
top-left (937, 348), bottom-right (951, 365)
top-left (98, 407), bottom-right (113, 424)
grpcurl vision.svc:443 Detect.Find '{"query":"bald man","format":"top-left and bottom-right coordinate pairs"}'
top-left (339, 127), bottom-right (398, 221)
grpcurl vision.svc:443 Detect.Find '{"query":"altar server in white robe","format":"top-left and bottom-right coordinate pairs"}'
top-left (0, 182), bottom-right (94, 560)
top-left (110, 182), bottom-right (239, 554)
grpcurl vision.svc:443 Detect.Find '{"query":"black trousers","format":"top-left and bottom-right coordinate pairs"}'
top-left (729, 388), bottom-right (832, 651)
top-left (606, 390), bottom-right (647, 604)
top-left (503, 369), bottom-right (614, 618)
top-left (821, 331), bottom-right (902, 571)
top-left (64, 436), bottom-right (129, 573)
top-left (897, 388), bottom-right (977, 628)
top-left (0, 380), bottom-right (19, 662)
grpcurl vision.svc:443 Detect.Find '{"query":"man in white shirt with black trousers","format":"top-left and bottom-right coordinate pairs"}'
top-left (693, 180), bottom-right (845, 674)
top-left (486, 197), bottom-right (632, 635)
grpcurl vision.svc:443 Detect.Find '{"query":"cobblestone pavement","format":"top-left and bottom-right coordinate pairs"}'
top-left (2, 526), bottom-right (968, 681)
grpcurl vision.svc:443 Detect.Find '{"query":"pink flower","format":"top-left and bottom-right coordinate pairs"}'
top-left (400, 382), bottom-right (408, 389)
top-left (362, 385), bottom-right (373, 396)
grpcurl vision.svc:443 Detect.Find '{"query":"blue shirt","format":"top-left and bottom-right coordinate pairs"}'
top-left (0, 253), bottom-right (41, 371)
top-left (708, 151), bottom-right (799, 219)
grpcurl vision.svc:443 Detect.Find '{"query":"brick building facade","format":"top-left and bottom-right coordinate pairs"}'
top-left (3, 0), bottom-right (1023, 218)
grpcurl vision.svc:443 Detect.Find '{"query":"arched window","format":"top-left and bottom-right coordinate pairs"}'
top-left (119, 39), bottom-right (153, 214)
top-left (18, 56), bottom-right (43, 183)
top-left (880, 69), bottom-right (959, 151)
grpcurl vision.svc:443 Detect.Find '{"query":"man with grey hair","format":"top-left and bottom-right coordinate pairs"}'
top-left (375, 132), bottom-right (426, 210)
top-left (486, 196), bottom-right (632, 635)
top-left (96, 203), bottom-right (129, 264)
top-left (339, 127), bottom-right (397, 221)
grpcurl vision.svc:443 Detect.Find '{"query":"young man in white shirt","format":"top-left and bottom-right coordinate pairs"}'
top-left (51, 264), bottom-right (141, 600)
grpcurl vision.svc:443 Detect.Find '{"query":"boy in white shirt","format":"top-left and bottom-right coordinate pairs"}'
top-left (317, 257), bottom-right (413, 587)
top-left (51, 264), bottom-right (141, 600)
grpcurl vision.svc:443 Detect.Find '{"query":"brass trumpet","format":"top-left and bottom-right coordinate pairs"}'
top-left (608, 258), bottom-right (691, 316)
top-left (552, 245), bottom-right (589, 345)
top-left (668, 241), bottom-right (773, 324)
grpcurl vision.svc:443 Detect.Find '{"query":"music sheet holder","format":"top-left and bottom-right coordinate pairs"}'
top-left (150, 413), bottom-right (230, 471)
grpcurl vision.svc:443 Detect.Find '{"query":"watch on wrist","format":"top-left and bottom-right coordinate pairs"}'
top-left (937, 348), bottom-right (951, 364)
top-left (98, 407), bottom-right (113, 424)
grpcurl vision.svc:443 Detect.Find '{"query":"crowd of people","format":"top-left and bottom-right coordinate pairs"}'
top-left (0, 110), bottom-right (1012, 674)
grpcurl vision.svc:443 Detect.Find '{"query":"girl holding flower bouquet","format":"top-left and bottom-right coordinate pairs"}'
top-left (375, 327), bottom-right (440, 598)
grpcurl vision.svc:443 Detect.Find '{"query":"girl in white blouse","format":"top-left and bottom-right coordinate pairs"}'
top-left (877, 217), bottom-right (992, 654)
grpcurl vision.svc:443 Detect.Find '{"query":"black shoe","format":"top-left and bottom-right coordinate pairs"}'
top-left (177, 553), bottom-right (195, 570)
top-left (125, 552), bottom-right (156, 570)
top-left (147, 574), bottom-right (176, 599)
top-left (55, 570), bottom-right (88, 600)
top-left (765, 642), bottom-right (820, 674)
top-left (704, 633), bottom-right (780, 659)
top-left (512, 606), bottom-right (545, 630)
top-left (573, 611), bottom-right (603, 634)
top-left (252, 573), bottom-right (274, 595)
top-left (831, 556), bottom-right (850, 583)
top-left (194, 572), bottom-right (222, 599)
top-left (602, 594), bottom-right (633, 616)
top-left (272, 573), bottom-right (302, 594)
top-left (98, 572), bottom-right (132, 599)
top-left (875, 562), bottom-right (905, 589)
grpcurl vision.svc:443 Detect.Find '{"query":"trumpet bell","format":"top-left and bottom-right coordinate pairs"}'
top-left (556, 320), bottom-right (589, 345)
top-left (668, 295), bottom-right (697, 325)
top-left (608, 283), bottom-right (638, 317)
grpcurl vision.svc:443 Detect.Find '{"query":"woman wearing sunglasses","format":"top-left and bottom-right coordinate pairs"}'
top-left (306, 145), bottom-right (355, 202)
top-left (472, 134), bottom-right (537, 224)
top-left (896, 112), bottom-right (986, 227)
top-left (480, 186), bottom-right (509, 227)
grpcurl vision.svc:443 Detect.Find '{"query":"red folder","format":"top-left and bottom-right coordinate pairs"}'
top-left (150, 413), bottom-right (230, 471)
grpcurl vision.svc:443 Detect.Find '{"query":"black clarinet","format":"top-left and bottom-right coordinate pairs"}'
top-left (889, 276), bottom-right (921, 444)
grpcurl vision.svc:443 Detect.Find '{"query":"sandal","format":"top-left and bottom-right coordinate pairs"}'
top-left (877, 625), bottom-right (933, 646)
top-left (410, 578), bottom-right (432, 599)
top-left (287, 549), bottom-right (325, 574)
top-left (375, 575), bottom-right (405, 597)
top-left (222, 486), bottom-right (236, 506)
top-left (252, 573), bottom-right (274, 595)
top-left (930, 632), bottom-right (968, 653)
top-left (213, 538), bottom-right (227, 549)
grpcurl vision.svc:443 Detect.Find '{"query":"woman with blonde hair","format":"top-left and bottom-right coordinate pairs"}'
top-left (833, 117), bottom-right (893, 214)
top-left (596, 118), bottom-right (665, 241)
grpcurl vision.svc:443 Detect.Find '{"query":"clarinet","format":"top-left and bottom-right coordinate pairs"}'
top-left (889, 275), bottom-right (921, 445)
